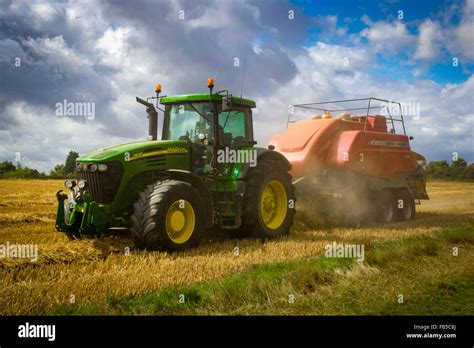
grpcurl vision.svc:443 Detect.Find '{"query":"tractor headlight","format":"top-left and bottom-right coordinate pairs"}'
top-left (88, 163), bottom-right (98, 172)
top-left (64, 180), bottom-right (76, 189)
top-left (77, 180), bottom-right (87, 189)
top-left (98, 163), bottom-right (108, 172)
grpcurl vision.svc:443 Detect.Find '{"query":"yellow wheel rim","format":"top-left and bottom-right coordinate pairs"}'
top-left (165, 200), bottom-right (195, 244)
top-left (260, 180), bottom-right (288, 230)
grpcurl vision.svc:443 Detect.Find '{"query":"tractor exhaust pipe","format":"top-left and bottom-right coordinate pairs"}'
top-left (148, 107), bottom-right (158, 141)
top-left (136, 97), bottom-right (158, 141)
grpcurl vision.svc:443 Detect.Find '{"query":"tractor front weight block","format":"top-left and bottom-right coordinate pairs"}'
top-left (55, 190), bottom-right (108, 236)
top-left (55, 190), bottom-right (71, 233)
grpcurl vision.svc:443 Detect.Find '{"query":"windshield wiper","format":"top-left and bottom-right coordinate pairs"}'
top-left (189, 103), bottom-right (211, 123)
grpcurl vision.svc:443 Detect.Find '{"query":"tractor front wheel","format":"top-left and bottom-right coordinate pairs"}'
top-left (130, 180), bottom-right (205, 251)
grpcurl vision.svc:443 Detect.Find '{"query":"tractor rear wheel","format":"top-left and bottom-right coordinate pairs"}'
top-left (130, 180), bottom-right (205, 251)
top-left (376, 189), bottom-right (397, 223)
top-left (239, 159), bottom-right (295, 238)
top-left (395, 189), bottom-right (416, 221)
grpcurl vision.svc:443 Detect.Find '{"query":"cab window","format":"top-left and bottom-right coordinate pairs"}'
top-left (218, 110), bottom-right (246, 139)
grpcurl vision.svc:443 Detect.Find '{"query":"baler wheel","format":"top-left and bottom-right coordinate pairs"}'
top-left (376, 189), bottom-right (397, 223)
top-left (395, 189), bottom-right (416, 221)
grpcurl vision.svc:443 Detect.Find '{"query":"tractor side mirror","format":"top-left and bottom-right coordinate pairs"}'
top-left (409, 136), bottom-right (414, 140)
top-left (222, 95), bottom-right (233, 111)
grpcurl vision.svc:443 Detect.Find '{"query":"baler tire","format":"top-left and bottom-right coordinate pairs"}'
top-left (238, 159), bottom-right (296, 239)
top-left (130, 180), bottom-right (205, 251)
top-left (376, 189), bottom-right (397, 223)
top-left (395, 189), bottom-right (416, 221)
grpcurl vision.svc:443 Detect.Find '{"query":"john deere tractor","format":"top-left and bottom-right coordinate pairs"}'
top-left (55, 79), bottom-right (295, 251)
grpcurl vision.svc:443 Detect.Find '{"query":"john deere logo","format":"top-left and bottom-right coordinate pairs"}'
top-left (131, 147), bottom-right (188, 160)
top-left (162, 147), bottom-right (188, 154)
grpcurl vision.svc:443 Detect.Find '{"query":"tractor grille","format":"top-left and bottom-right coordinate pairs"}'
top-left (144, 155), bottom-right (167, 167)
top-left (77, 161), bottom-right (123, 204)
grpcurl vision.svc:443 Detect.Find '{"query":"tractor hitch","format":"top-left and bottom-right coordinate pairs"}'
top-left (55, 190), bottom-right (71, 232)
top-left (55, 189), bottom-right (109, 236)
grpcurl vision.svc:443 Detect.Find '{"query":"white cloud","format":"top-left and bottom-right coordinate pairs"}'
top-left (8, 0), bottom-right (61, 29)
top-left (312, 15), bottom-right (348, 41)
top-left (361, 20), bottom-right (415, 55)
top-left (30, 2), bottom-right (57, 21)
top-left (445, 0), bottom-right (474, 63)
top-left (255, 42), bottom-right (474, 162)
top-left (94, 26), bottom-right (135, 68)
top-left (414, 20), bottom-right (443, 60)
top-left (450, 21), bottom-right (474, 62)
top-left (1, 101), bottom-right (132, 172)
top-left (183, 0), bottom-right (261, 38)
top-left (22, 36), bottom-right (91, 72)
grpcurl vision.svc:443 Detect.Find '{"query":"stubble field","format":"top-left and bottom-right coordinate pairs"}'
top-left (0, 180), bottom-right (472, 315)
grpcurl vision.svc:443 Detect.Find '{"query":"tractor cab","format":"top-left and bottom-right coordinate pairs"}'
top-left (159, 86), bottom-right (257, 175)
top-left (160, 94), bottom-right (256, 149)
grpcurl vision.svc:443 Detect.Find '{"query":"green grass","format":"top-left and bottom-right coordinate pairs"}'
top-left (48, 223), bottom-right (474, 316)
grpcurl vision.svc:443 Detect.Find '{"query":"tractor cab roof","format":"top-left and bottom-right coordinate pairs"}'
top-left (160, 94), bottom-right (256, 108)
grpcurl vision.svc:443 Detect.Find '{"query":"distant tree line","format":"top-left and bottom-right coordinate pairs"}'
top-left (0, 151), bottom-right (473, 181)
top-left (0, 151), bottom-right (79, 179)
top-left (426, 158), bottom-right (474, 182)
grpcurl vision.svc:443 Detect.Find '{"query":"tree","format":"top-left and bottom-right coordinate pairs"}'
top-left (427, 160), bottom-right (449, 179)
top-left (427, 157), bottom-right (474, 182)
top-left (50, 164), bottom-right (66, 178)
top-left (428, 160), bottom-right (448, 170)
top-left (64, 150), bottom-right (80, 174)
top-left (0, 161), bottom-right (16, 175)
top-left (451, 157), bottom-right (467, 168)
top-left (2, 166), bottom-right (41, 179)
top-left (464, 167), bottom-right (474, 181)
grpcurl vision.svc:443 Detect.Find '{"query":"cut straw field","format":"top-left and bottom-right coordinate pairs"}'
top-left (0, 180), bottom-right (472, 315)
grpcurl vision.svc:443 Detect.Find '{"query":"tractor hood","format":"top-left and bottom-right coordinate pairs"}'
top-left (77, 140), bottom-right (189, 162)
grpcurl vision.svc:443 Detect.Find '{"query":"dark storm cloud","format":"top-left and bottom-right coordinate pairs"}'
top-left (0, 0), bottom-right (472, 172)
top-left (0, 0), bottom-right (309, 171)
top-left (95, 0), bottom-right (300, 95)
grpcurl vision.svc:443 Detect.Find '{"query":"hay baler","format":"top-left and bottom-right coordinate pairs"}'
top-left (269, 98), bottom-right (428, 223)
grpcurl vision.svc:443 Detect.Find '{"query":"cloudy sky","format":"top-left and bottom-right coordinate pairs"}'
top-left (0, 0), bottom-right (473, 172)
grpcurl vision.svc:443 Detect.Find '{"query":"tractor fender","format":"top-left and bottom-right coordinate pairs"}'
top-left (166, 169), bottom-right (214, 229)
top-left (238, 148), bottom-right (292, 180)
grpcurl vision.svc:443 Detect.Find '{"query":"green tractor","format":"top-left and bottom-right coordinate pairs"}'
top-left (55, 79), bottom-right (296, 251)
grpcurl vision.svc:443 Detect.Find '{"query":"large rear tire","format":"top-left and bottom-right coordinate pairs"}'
top-left (130, 180), bottom-right (205, 251)
top-left (395, 189), bottom-right (416, 221)
top-left (239, 159), bottom-right (296, 238)
top-left (376, 189), bottom-right (397, 223)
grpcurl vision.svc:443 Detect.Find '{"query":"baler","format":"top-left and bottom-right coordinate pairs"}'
top-left (269, 98), bottom-right (428, 224)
